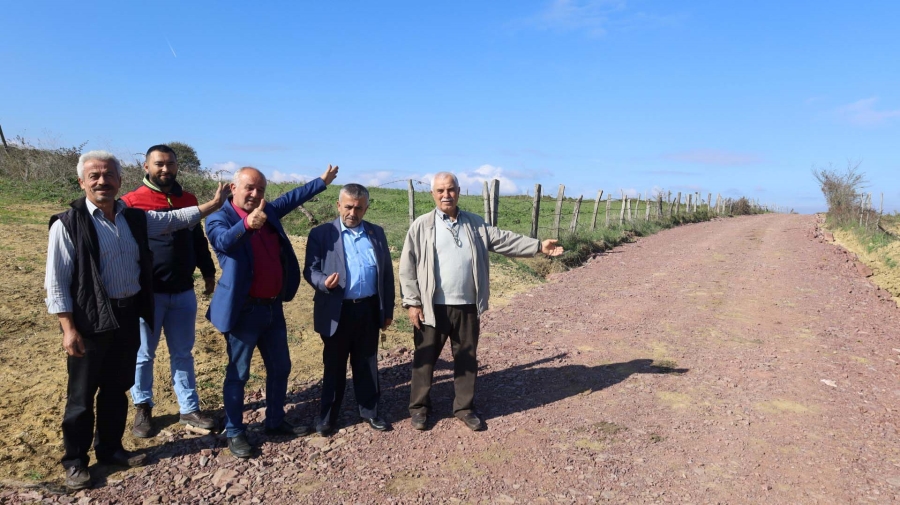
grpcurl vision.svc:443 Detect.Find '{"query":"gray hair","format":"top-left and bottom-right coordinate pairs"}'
top-left (431, 172), bottom-right (459, 189)
top-left (77, 150), bottom-right (122, 180)
top-left (339, 183), bottom-right (369, 201)
top-left (232, 166), bottom-right (266, 186)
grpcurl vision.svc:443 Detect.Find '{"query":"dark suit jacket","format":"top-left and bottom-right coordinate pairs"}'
top-left (205, 178), bottom-right (326, 333)
top-left (303, 218), bottom-right (396, 337)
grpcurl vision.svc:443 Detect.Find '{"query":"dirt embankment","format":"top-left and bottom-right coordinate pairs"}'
top-left (3, 212), bottom-right (900, 503)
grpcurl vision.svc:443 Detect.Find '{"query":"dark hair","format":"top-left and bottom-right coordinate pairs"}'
top-left (340, 183), bottom-right (370, 201)
top-left (146, 144), bottom-right (177, 161)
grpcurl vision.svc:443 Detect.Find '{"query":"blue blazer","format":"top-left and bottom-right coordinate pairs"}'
top-left (303, 218), bottom-right (396, 338)
top-left (206, 178), bottom-right (326, 333)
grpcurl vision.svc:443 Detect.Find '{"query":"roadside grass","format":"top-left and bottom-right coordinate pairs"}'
top-left (2, 172), bottom-right (732, 273)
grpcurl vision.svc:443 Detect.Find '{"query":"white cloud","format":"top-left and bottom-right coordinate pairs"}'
top-left (270, 170), bottom-right (312, 183)
top-left (663, 149), bottom-right (763, 166)
top-left (513, 0), bottom-right (684, 37)
top-left (209, 161), bottom-right (240, 181)
top-left (835, 97), bottom-right (900, 127)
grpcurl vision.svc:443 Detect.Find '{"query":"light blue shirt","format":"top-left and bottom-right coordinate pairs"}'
top-left (44, 199), bottom-right (202, 314)
top-left (340, 221), bottom-right (378, 300)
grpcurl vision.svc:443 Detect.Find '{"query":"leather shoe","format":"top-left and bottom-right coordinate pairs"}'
top-left (65, 464), bottom-right (91, 491)
top-left (132, 403), bottom-right (152, 438)
top-left (180, 410), bottom-right (217, 430)
top-left (364, 417), bottom-right (390, 432)
top-left (410, 412), bottom-right (427, 431)
top-left (98, 449), bottom-right (147, 467)
top-left (316, 421), bottom-right (334, 437)
top-left (228, 433), bottom-right (254, 458)
top-left (458, 412), bottom-right (484, 431)
top-left (264, 420), bottom-right (311, 437)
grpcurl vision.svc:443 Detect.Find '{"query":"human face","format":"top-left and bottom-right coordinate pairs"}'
top-left (431, 176), bottom-right (459, 217)
top-left (144, 150), bottom-right (178, 190)
top-left (79, 159), bottom-right (121, 207)
top-left (337, 192), bottom-right (368, 228)
top-left (231, 169), bottom-right (267, 213)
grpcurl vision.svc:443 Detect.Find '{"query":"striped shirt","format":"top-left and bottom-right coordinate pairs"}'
top-left (44, 199), bottom-right (202, 314)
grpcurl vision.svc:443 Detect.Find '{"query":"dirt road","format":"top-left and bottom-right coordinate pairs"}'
top-left (4, 213), bottom-right (899, 503)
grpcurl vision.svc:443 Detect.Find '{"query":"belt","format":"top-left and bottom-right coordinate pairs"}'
top-left (246, 296), bottom-right (279, 306)
top-left (343, 295), bottom-right (376, 304)
top-left (109, 295), bottom-right (137, 308)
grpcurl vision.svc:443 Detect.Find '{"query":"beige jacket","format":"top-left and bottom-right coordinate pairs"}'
top-left (399, 209), bottom-right (541, 327)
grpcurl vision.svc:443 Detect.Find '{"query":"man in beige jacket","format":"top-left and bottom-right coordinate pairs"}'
top-left (399, 172), bottom-right (563, 431)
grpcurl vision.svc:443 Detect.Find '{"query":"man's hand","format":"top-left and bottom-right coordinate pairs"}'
top-left (199, 182), bottom-right (231, 217)
top-left (63, 329), bottom-right (85, 357)
top-left (324, 272), bottom-right (340, 289)
top-left (203, 277), bottom-right (216, 295)
top-left (382, 318), bottom-right (393, 330)
top-left (247, 199), bottom-right (267, 230)
top-left (320, 165), bottom-right (339, 185)
top-left (407, 306), bottom-right (424, 330)
top-left (541, 239), bottom-right (564, 257)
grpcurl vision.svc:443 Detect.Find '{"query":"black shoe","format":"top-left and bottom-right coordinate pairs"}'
top-left (180, 410), bottom-right (217, 430)
top-left (64, 465), bottom-right (91, 491)
top-left (98, 449), bottom-right (147, 467)
top-left (132, 403), bottom-right (152, 438)
top-left (316, 420), bottom-right (334, 437)
top-left (227, 433), bottom-right (254, 459)
top-left (364, 417), bottom-right (390, 432)
top-left (457, 412), bottom-right (484, 431)
top-left (410, 412), bottom-right (427, 431)
top-left (264, 420), bottom-right (311, 437)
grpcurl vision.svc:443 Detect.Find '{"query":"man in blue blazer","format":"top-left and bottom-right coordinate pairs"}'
top-left (303, 183), bottom-right (395, 436)
top-left (206, 165), bottom-right (338, 458)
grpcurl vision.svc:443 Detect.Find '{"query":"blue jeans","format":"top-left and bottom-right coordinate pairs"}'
top-left (223, 302), bottom-right (292, 437)
top-left (130, 290), bottom-right (200, 414)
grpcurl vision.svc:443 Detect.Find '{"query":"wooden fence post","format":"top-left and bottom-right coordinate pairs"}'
top-left (605, 194), bottom-right (612, 227)
top-left (407, 180), bottom-right (415, 225)
top-left (553, 185), bottom-right (565, 239)
top-left (686, 193), bottom-right (692, 214)
top-left (619, 191), bottom-right (626, 226)
top-left (864, 193), bottom-right (872, 231)
top-left (877, 192), bottom-right (884, 230)
top-left (707, 192), bottom-right (712, 213)
top-left (482, 181), bottom-right (491, 225)
top-left (569, 195), bottom-right (583, 233)
top-left (634, 193), bottom-right (641, 221)
top-left (676, 192), bottom-right (682, 216)
top-left (490, 179), bottom-right (500, 227)
top-left (590, 190), bottom-right (603, 231)
top-left (530, 184), bottom-right (542, 238)
top-left (645, 193), bottom-right (651, 220)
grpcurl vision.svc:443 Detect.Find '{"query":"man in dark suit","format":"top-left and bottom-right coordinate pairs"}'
top-left (206, 165), bottom-right (338, 458)
top-left (303, 183), bottom-right (395, 436)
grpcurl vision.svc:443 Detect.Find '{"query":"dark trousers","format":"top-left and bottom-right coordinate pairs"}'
top-left (61, 302), bottom-right (141, 469)
top-left (319, 296), bottom-right (381, 424)
top-left (409, 304), bottom-right (479, 417)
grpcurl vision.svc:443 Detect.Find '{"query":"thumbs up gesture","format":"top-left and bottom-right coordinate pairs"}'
top-left (247, 199), bottom-right (267, 230)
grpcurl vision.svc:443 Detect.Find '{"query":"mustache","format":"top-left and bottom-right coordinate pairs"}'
top-left (94, 185), bottom-right (113, 191)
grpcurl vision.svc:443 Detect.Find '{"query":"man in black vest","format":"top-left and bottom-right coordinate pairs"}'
top-left (44, 150), bottom-right (228, 491)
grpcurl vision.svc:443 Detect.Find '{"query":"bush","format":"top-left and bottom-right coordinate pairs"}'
top-left (813, 161), bottom-right (866, 226)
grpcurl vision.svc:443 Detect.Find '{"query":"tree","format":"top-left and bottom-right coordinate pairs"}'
top-left (167, 141), bottom-right (202, 173)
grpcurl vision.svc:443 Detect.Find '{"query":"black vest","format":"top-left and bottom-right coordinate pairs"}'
top-left (49, 197), bottom-right (155, 336)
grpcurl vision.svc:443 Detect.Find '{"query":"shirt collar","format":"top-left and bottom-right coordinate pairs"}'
top-left (86, 198), bottom-right (125, 217)
top-left (435, 207), bottom-right (460, 223)
top-left (340, 220), bottom-right (366, 236)
top-left (230, 199), bottom-right (249, 219)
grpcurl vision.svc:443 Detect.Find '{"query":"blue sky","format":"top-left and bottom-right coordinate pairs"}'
top-left (2, 1), bottom-right (898, 213)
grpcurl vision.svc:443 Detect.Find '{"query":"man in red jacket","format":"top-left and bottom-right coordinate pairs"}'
top-left (122, 144), bottom-right (217, 436)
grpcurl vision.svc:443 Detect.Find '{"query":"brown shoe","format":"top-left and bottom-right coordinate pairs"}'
top-left (180, 410), bottom-right (217, 430)
top-left (132, 403), bottom-right (152, 438)
top-left (64, 464), bottom-right (91, 491)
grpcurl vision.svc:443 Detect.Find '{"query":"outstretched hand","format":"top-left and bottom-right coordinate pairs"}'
top-left (321, 164), bottom-right (339, 185)
top-left (541, 239), bottom-right (564, 257)
top-left (198, 182), bottom-right (231, 217)
top-left (247, 199), bottom-right (267, 230)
